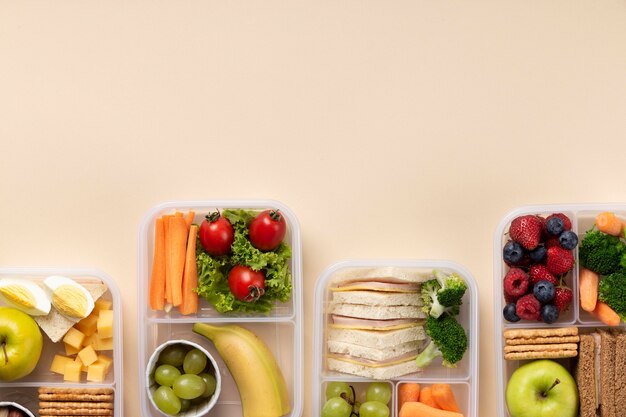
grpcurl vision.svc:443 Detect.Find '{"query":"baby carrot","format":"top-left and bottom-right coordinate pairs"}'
top-left (592, 301), bottom-right (621, 326)
top-left (419, 386), bottom-right (439, 409)
top-left (596, 212), bottom-right (624, 236)
top-left (579, 268), bottom-right (599, 312)
top-left (431, 384), bottom-right (460, 412)
top-left (399, 401), bottom-right (463, 417)
top-left (398, 383), bottom-right (420, 411)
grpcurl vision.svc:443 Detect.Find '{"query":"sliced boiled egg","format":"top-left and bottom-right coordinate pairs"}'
top-left (44, 276), bottom-right (94, 319)
top-left (0, 278), bottom-right (51, 316)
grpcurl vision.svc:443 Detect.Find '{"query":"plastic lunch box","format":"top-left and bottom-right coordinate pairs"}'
top-left (0, 267), bottom-right (124, 417)
top-left (313, 260), bottom-right (479, 417)
top-left (137, 200), bottom-right (303, 417)
top-left (494, 204), bottom-right (626, 417)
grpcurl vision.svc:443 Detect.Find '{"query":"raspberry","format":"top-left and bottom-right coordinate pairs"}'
top-left (516, 294), bottom-right (542, 321)
top-left (554, 287), bottom-right (573, 312)
top-left (503, 268), bottom-right (530, 299)
top-left (546, 246), bottom-right (574, 276)
top-left (529, 264), bottom-right (558, 286)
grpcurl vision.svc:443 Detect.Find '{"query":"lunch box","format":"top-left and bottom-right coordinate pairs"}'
top-left (313, 259), bottom-right (479, 417)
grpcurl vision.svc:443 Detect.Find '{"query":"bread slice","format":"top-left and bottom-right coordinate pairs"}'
top-left (330, 267), bottom-right (431, 285)
top-left (599, 330), bottom-right (616, 417)
top-left (613, 330), bottom-right (626, 416)
top-left (576, 334), bottom-right (597, 417)
top-left (327, 339), bottom-right (421, 362)
top-left (331, 290), bottom-right (423, 307)
top-left (327, 326), bottom-right (426, 349)
top-left (331, 303), bottom-right (426, 320)
top-left (327, 356), bottom-right (420, 380)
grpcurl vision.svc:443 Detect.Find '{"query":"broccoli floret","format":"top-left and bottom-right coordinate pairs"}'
top-left (579, 229), bottom-right (626, 275)
top-left (598, 271), bottom-right (626, 321)
top-left (415, 315), bottom-right (468, 368)
top-left (421, 270), bottom-right (467, 318)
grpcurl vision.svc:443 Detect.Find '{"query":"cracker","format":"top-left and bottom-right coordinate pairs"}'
top-left (504, 343), bottom-right (579, 353)
top-left (38, 387), bottom-right (114, 395)
top-left (504, 327), bottom-right (578, 340)
top-left (504, 350), bottom-right (578, 360)
top-left (504, 335), bottom-right (580, 345)
top-left (39, 402), bottom-right (113, 409)
top-left (38, 394), bottom-right (114, 402)
top-left (39, 409), bottom-right (113, 416)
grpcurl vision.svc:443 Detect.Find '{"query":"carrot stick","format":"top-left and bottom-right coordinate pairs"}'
top-left (431, 384), bottom-right (460, 412)
top-left (163, 214), bottom-right (174, 304)
top-left (179, 225), bottom-right (199, 315)
top-left (398, 383), bottom-right (420, 411)
top-left (184, 210), bottom-right (195, 231)
top-left (175, 211), bottom-right (183, 217)
top-left (579, 268), bottom-right (599, 312)
top-left (149, 217), bottom-right (166, 310)
top-left (419, 387), bottom-right (439, 409)
top-left (399, 401), bottom-right (463, 417)
top-left (592, 301), bottom-right (621, 326)
top-left (596, 212), bottom-right (624, 236)
top-left (167, 215), bottom-right (188, 307)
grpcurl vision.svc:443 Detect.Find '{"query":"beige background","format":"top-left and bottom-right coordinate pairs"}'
top-left (2, 1), bottom-right (626, 416)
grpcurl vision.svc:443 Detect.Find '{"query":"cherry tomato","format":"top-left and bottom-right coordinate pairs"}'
top-left (199, 211), bottom-right (234, 256)
top-left (248, 209), bottom-right (286, 251)
top-left (228, 265), bottom-right (266, 302)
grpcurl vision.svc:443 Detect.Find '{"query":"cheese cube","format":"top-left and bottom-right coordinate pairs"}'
top-left (84, 333), bottom-right (99, 350)
top-left (64, 342), bottom-right (80, 356)
top-left (50, 355), bottom-right (73, 375)
top-left (95, 354), bottom-right (113, 373)
top-left (75, 313), bottom-right (98, 336)
top-left (96, 334), bottom-right (114, 351)
top-left (77, 345), bottom-right (98, 366)
top-left (63, 327), bottom-right (86, 350)
top-left (97, 310), bottom-right (114, 339)
top-left (63, 361), bottom-right (82, 382)
top-left (94, 298), bottom-right (112, 314)
top-left (74, 356), bottom-right (88, 372)
top-left (86, 362), bottom-right (107, 382)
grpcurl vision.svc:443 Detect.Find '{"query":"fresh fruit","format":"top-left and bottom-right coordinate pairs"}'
top-left (322, 397), bottom-right (352, 417)
top-left (199, 372), bottom-right (217, 398)
top-left (578, 268), bottom-right (598, 312)
top-left (199, 211), bottom-right (234, 256)
top-left (545, 246), bottom-right (574, 276)
top-left (503, 241), bottom-right (524, 264)
top-left (529, 245), bottom-right (547, 263)
top-left (503, 268), bottom-right (530, 299)
top-left (153, 385), bottom-right (182, 415)
top-left (553, 287), bottom-right (573, 313)
top-left (545, 217), bottom-right (565, 236)
top-left (158, 344), bottom-right (187, 368)
top-left (365, 382), bottom-right (391, 404)
top-left (505, 359), bottom-right (578, 417)
top-left (545, 213), bottom-right (572, 231)
top-left (558, 230), bottom-right (578, 250)
top-left (154, 364), bottom-right (181, 387)
top-left (529, 265), bottom-right (557, 286)
top-left (326, 381), bottom-right (354, 403)
top-left (193, 323), bottom-right (291, 417)
top-left (503, 303), bottom-right (520, 322)
top-left (228, 265), bottom-right (266, 302)
top-left (540, 304), bottom-right (559, 324)
top-left (509, 215), bottom-right (543, 250)
top-left (360, 401), bottom-right (389, 417)
top-left (515, 294), bottom-right (541, 321)
top-left (183, 348), bottom-right (207, 375)
top-left (249, 209), bottom-right (287, 251)
top-left (0, 306), bottom-right (43, 381)
top-left (172, 374), bottom-right (207, 400)
top-left (533, 281), bottom-right (555, 304)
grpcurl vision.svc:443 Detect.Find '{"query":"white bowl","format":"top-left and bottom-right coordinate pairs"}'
top-left (146, 340), bottom-right (221, 417)
top-left (0, 401), bottom-right (35, 417)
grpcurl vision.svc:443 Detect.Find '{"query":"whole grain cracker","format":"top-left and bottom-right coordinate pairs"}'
top-left (504, 343), bottom-right (579, 353)
top-left (504, 350), bottom-right (578, 360)
top-left (505, 335), bottom-right (580, 345)
top-left (39, 409), bottom-right (112, 416)
top-left (38, 394), bottom-right (114, 402)
top-left (38, 387), bottom-right (114, 395)
top-left (39, 402), bottom-right (113, 409)
top-left (504, 327), bottom-right (578, 340)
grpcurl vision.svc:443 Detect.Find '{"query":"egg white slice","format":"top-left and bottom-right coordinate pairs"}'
top-left (0, 278), bottom-right (51, 316)
top-left (43, 275), bottom-right (95, 320)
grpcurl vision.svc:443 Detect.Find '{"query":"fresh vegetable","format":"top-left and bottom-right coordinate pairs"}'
top-left (228, 265), bottom-right (266, 302)
top-left (591, 301), bottom-right (621, 326)
top-left (249, 209), bottom-right (287, 251)
top-left (421, 270), bottom-right (467, 319)
top-left (578, 228), bottom-right (626, 275)
top-left (196, 209), bottom-right (292, 314)
top-left (595, 212), bottom-right (624, 237)
top-left (432, 384), bottom-right (460, 412)
top-left (167, 216), bottom-right (188, 307)
top-left (415, 315), bottom-right (468, 369)
top-left (184, 210), bottom-right (195, 230)
top-left (199, 212), bottom-right (235, 257)
top-left (163, 214), bottom-right (173, 304)
top-left (149, 217), bottom-right (167, 310)
top-left (598, 271), bottom-right (626, 321)
top-left (418, 387), bottom-right (439, 408)
top-left (579, 268), bottom-right (599, 312)
top-left (398, 383), bottom-right (420, 410)
top-left (179, 225), bottom-right (199, 315)
top-left (399, 401), bottom-right (463, 417)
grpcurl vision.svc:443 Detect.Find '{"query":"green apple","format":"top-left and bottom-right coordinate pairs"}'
top-left (0, 306), bottom-right (43, 381)
top-left (506, 359), bottom-right (578, 417)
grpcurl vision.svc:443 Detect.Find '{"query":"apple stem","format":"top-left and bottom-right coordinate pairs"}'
top-left (543, 378), bottom-right (560, 397)
top-left (0, 337), bottom-right (7, 365)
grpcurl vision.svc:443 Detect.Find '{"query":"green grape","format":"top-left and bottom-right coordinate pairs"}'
top-left (172, 374), bottom-right (207, 400)
top-left (154, 364), bottom-right (182, 387)
top-left (325, 381), bottom-right (354, 403)
top-left (321, 397), bottom-right (352, 417)
top-left (365, 382), bottom-right (391, 405)
top-left (183, 349), bottom-right (208, 375)
top-left (158, 345), bottom-right (188, 367)
top-left (199, 372), bottom-right (217, 398)
top-left (359, 401), bottom-right (389, 417)
top-left (152, 385), bottom-right (182, 416)
top-left (179, 399), bottom-right (191, 412)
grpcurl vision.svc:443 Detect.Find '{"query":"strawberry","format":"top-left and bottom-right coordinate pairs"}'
top-left (546, 246), bottom-right (574, 276)
top-left (509, 215), bottom-right (543, 250)
top-left (546, 213), bottom-right (572, 231)
top-left (529, 264), bottom-right (558, 286)
top-left (554, 287), bottom-right (573, 312)
top-left (544, 237), bottom-right (561, 249)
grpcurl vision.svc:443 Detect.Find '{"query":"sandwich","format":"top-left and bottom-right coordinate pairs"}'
top-left (576, 329), bottom-right (626, 417)
top-left (325, 267), bottom-right (429, 379)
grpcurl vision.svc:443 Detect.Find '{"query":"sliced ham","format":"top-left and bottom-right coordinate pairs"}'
top-left (332, 280), bottom-right (420, 292)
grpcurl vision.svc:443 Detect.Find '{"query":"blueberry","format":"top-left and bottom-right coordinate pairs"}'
top-left (529, 245), bottom-right (547, 263)
top-left (503, 241), bottom-right (524, 264)
top-left (533, 280), bottom-right (556, 303)
top-left (559, 230), bottom-right (578, 250)
top-left (541, 304), bottom-right (559, 324)
top-left (503, 303), bottom-right (520, 322)
top-left (546, 217), bottom-right (565, 236)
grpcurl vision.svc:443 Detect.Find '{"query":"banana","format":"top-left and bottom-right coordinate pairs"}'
top-left (193, 323), bottom-right (291, 417)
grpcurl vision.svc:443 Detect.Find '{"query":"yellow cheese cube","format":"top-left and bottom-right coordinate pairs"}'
top-left (97, 310), bottom-right (114, 339)
top-left (84, 333), bottom-right (99, 350)
top-left (64, 342), bottom-right (80, 356)
top-left (64, 361), bottom-right (82, 382)
top-left (63, 327), bottom-right (86, 350)
top-left (77, 345), bottom-right (98, 366)
top-left (74, 356), bottom-right (88, 372)
top-left (75, 313), bottom-right (98, 336)
top-left (95, 354), bottom-right (113, 373)
top-left (86, 362), bottom-right (107, 382)
top-left (50, 355), bottom-right (73, 375)
top-left (94, 298), bottom-right (112, 314)
top-left (96, 334), bottom-right (113, 351)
